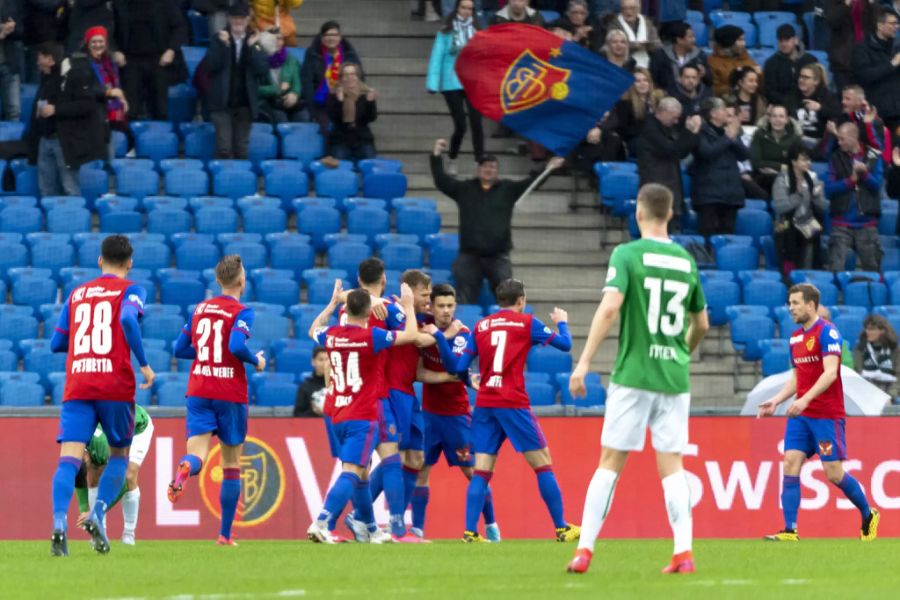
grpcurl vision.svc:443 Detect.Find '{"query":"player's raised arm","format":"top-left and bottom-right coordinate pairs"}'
top-left (121, 284), bottom-right (153, 389)
top-left (308, 279), bottom-right (343, 341)
top-left (533, 308), bottom-right (572, 352)
top-left (173, 322), bottom-right (197, 360)
top-left (228, 308), bottom-right (266, 372)
top-left (757, 370), bottom-right (797, 418)
top-left (570, 291), bottom-right (624, 398)
top-left (430, 323), bottom-right (476, 375)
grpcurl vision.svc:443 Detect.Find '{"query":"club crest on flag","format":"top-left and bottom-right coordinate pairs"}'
top-left (501, 49), bottom-right (571, 114)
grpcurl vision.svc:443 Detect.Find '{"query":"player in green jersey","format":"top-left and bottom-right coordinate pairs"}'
top-left (565, 184), bottom-right (710, 575)
top-left (75, 404), bottom-right (154, 546)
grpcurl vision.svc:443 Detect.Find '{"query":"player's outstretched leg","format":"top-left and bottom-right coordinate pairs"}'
top-left (310, 472), bottom-right (360, 544)
top-left (567, 467), bottom-right (618, 573)
top-left (169, 454), bottom-right (203, 503)
top-left (410, 485), bottom-right (429, 538)
top-left (830, 469), bottom-right (878, 541)
top-left (765, 474), bottom-right (801, 541)
top-left (660, 471), bottom-right (695, 574)
top-left (380, 454), bottom-right (417, 541)
top-left (50, 456), bottom-right (82, 557)
top-left (216, 467), bottom-right (241, 546)
top-left (350, 474), bottom-right (385, 543)
top-left (533, 465), bottom-right (578, 542)
top-left (483, 485), bottom-right (501, 542)
top-left (85, 454), bottom-right (128, 554)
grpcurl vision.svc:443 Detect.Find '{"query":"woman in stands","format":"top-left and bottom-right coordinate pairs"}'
top-left (426, 0), bottom-right (485, 174)
top-left (613, 67), bottom-right (662, 156)
top-left (771, 144), bottom-right (829, 274)
top-left (258, 32), bottom-right (307, 124)
top-left (301, 21), bottom-right (362, 137)
top-left (788, 63), bottom-right (839, 160)
top-left (599, 29), bottom-right (636, 73)
top-left (326, 63), bottom-right (377, 162)
top-left (82, 26), bottom-right (131, 159)
top-left (749, 104), bottom-right (802, 195)
top-left (854, 315), bottom-right (900, 397)
top-left (725, 66), bottom-right (766, 127)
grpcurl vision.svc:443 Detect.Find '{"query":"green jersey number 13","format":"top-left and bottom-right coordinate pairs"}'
top-left (643, 277), bottom-right (689, 336)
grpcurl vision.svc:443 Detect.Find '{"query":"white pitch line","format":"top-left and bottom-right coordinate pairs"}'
top-left (781, 579), bottom-right (809, 585)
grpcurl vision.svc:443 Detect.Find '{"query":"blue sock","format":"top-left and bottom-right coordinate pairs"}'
top-left (411, 486), bottom-right (429, 531)
top-left (380, 455), bottom-right (406, 536)
top-left (535, 466), bottom-right (566, 529)
top-left (402, 466), bottom-right (419, 508)
top-left (181, 454), bottom-right (203, 475)
top-left (318, 472), bottom-right (359, 526)
top-left (368, 463), bottom-right (384, 502)
top-left (836, 473), bottom-right (872, 520)
top-left (782, 475), bottom-right (801, 531)
top-left (51, 457), bottom-right (82, 531)
top-left (219, 468), bottom-right (241, 539)
top-left (351, 477), bottom-right (377, 532)
top-left (482, 485), bottom-right (496, 525)
top-left (93, 455), bottom-right (128, 521)
top-left (466, 471), bottom-right (491, 533)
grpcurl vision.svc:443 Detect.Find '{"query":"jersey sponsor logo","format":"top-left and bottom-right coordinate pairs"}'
top-left (827, 343), bottom-right (841, 354)
top-left (385, 331), bottom-right (395, 343)
top-left (73, 287), bottom-right (86, 302)
top-left (793, 355), bottom-right (820, 364)
top-left (642, 252), bottom-right (692, 274)
top-left (828, 328), bottom-right (839, 340)
top-left (453, 336), bottom-right (467, 348)
top-left (789, 335), bottom-right (804, 344)
top-left (395, 311), bottom-right (406, 322)
top-left (605, 267), bottom-right (616, 282)
top-left (237, 320), bottom-right (249, 331)
top-left (818, 440), bottom-right (833, 456)
top-left (485, 375), bottom-right (503, 387)
top-left (805, 337), bottom-right (816, 351)
top-left (127, 294), bottom-right (144, 309)
top-left (200, 436), bottom-right (285, 528)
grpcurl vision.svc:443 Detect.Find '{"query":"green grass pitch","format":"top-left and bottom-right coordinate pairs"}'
top-left (4, 539), bottom-right (899, 599)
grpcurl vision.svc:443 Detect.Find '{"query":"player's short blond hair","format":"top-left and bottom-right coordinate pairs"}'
top-left (637, 183), bottom-right (673, 222)
top-left (216, 255), bottom-right (244, 288)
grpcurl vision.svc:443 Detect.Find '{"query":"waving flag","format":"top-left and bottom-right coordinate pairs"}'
top-left (455, 23), bottom-right (634, 155)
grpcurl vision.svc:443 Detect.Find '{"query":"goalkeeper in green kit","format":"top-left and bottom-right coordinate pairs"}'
top-left (75, 404), bottom-right (154, 546)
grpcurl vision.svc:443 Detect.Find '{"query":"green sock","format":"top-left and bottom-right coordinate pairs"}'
top-left (75, 487), bottom-right (90, 513)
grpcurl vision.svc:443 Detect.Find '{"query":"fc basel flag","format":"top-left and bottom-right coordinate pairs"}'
top-left (455, 23), bottom-right (634, 155)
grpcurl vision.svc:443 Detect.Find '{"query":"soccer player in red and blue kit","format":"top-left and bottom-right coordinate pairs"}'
top-left (49, 235), bottom-right (155, 556)
top-left (758, 283), bottom-right (880, 541)
top-left (415, 283), bottom-right (500, 541)
top-left (307, 280), bottom-right (424, 543)
top-left (169, 256), bottom-right (267, 546)
top-left (435, 279), bottom-right (580, 542)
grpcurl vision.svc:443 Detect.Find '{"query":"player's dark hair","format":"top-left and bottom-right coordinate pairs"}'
top-left (36, 41), bottom-right (64, 64)
top-left (312, 346), bottom-right (327, 358)
top-left (100, 234), bottom-right (133, 267)
top-left (346, 288), bottom-right (372, 318)
top-left (215, 255), bottom-right (244, 288)
top-left (431, 283), bottom-right (457, 301)
top-left (495, 278), bottom-right (526, 307)
top-left (859, 315), bottom-right (898, 349)
top-left (788, 283), bottom-right (820, 308)
top-left (358, 257), bottom-right (385, 286)
top-left (678, 63), bottom-right (699, 77)
top-left (401, 269), bottom-right (432, 289)
top-left (637, 183), bottom-right (673, 222)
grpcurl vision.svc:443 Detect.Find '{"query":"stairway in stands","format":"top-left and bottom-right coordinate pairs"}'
top-left (293, 0), bottom-right (746, 407)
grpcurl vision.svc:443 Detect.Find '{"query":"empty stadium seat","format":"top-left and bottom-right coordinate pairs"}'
top-left (282, 131), bottom-right (325, 163)
top-left (132, 241), bottom-right (172, 271)
top-left (272, 339), bottom-right (315, 374)
top-left (136, 131), bottom-right (179, 166)
top-left (362, 172), bottom-right (407, 203)
top-left (759, 339), bottom-right (791, 376)
top-left (185, 129), bottom-right (215, 162)
top-left (347, 206), bottom-right (390, 245)
top-left (11, 271), bottom-right (58, 310)
top-left (0, 308), bottom-right (38, 345)
top-left (142, 312), bottom-right (186, 345)
top-left (425, 233), bottom-right (459, 270)
top-left (100, 210), bottom-right (143, 233)
top-left (31, 240), bottom-right (75, 279)
top-left (270, 238), bottom-right (316, 277)
top-left (249, 131), bottom-right (279, 170)
top-left (397, 207), bottom-right (442, 243)
top-left (96, 195), bottom-right (140, 216)
top-left (264, 169), bottom-right (310, 211)
top-left (195, 206), bottom-right (239, 235)
top-left (46, 206), bottom-right (91, 235)
top-left (703, 278), bottom-right (741, 326)
top-left (715, 243), bottom-right (759, 272)
top-left (293, 196), bottom-right (337, 214)
top-left (165, 168), bottom-right (210, 197)
top-left (527, 345), bottom-right (573, 376)
top-left (358, 158), bottom-right (403, 176)
top-left (315, 169), bottom-right (358, 204)
top-left (730, 314), bottom-right (775, 360)
top-left (243, 206), bottom-right (287, 235)
top-left (0, 205), bottom-right (41, 233)
top-left (213, 169), bottom-right (257, 199)
top-left (116, 167), bottom-right (160, 200)
top-left (251, 313), bottom-right (291, 344)
top-left (298, 206), bottom-right (341, 252)
top-left (255, 380), bottom-right (299, 406)
top-left (255, 277), bottom-right (300, 307)
top-left (393, 197), bottom-right (438, 213)
top-left (290, 304), bottom-right (332, 335)
top-left (526, 381), bottom-right (556, 406)
top-left (0, 381), bottom-right (45, 406)
top-left (374, 233), bottom-right (419, 250)
top-left (735, 208), bottom-right (773, 243)
top-left (344, 197), bottom-right (387, 213)
top-left (175, 241), bottom-right (221, 270)
top-left (741, 278), bottom-right (787, 315)
top-left (223, 241), bottom-right (267, 270)
top-left (381, 243), bottom-right (423, 271)
top-left (328, 241), bottom-right (372, 273)
top-left (147, 209), bottom-right (193, 241)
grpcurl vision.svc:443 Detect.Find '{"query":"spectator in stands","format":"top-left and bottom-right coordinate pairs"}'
top-left (24, 1), bottom-right (63, 83)
top-left (886, 130), bottom-right (900, 201)
top-left (206, 2), bottom-right (269, 159)
top-left (426, 0), bottom-right (484, 174)
top-left (192, 0), bottom-right (231, 40)
top-left (599, 29), bottom-right (635, 72)
top-left (692, 97), bottom-right (748, 238)
top-left (750, 105), bottom-right (802, 194)
top-left (825, 0), bottom-right (876, 90)
top-left (829, 85), bottom-right (889, 164)
top-left (118, 0), bottom-right (189, 121)
top-left (83, 26), bottom-right (131, 159)
top-left (789, 63), bottom-right (839, 158)
top-left (440, 0), bottom-right (483, 20)
top-left (570, 110), bottom-right (625, 174)
top-left (293, 346), bottom-right (328, 418)
top-left (605, 0), bottom-right (659, 68)
top-left (559, 0), bottom-right (603, 52)
top-left (825, 121), bottom-right (883, 272)
top-left (668, 63), bottom-right (710, 123)
top-left (763, 24), bottom-right (816, 109)
top-left (636, 97), bottom-right (701, 229)
top-left (490, 0), bottom-right (546, 26)
top-left (251, 0), bottom-right (303, 47)
top-left (852, 9), bottom-right (900, 132)
top-left (724, 66), bottom-right (766, 127)
top-left (430, 137), bottom-right (565, 304)
top-left (614, 67), bottom-right (662, 154)
top-left (854, 315), bottom-right (900, 394)
top-left (64, 0), bottom-right (124, 60)
top-left (258, 31), bottom-right (307, 124)
top-left (326, 63), bottom-right (377, 161)
top-left (772, 144), bottom-right (828, 273)
top-left (708, 24), bottom-right (757, 98)
top-left (0, 1), bottom-right (21, 121)
top-left (648, 21), bottom-right (710, 94)
top-left (301, 21), bottom-right (362, 136)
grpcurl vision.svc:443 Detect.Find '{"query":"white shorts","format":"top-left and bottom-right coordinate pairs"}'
top-left (601, 384), bottom-right (690, 453)
top-left (128, 419), bottom-right (154, 467)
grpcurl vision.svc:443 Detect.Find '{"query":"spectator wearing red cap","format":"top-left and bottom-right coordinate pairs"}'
top-left (82, 25), bottom-right (131, 160)
top-left (64, 0), bottom-right (124, 67)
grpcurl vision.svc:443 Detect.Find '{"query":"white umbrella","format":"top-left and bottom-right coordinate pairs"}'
top-left (742, 366), bottom-right (890, 416)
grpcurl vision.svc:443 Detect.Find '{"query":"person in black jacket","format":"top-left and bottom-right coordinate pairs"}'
top-left (117, 0), bottom-right (189, 120)
top-left (852, 10), bottom-right (900, 132)
top-left (648, 21), bottom-right (711, 94)
top-left (293, 347), bottom-right (328, 418)
top-left (789, 63), bottom-right (839, 159)
top-left (668, 63), bottom-right (711, 124)
top-left (431, 138), bottom-right (565, 304)
top-left (0, 0), bottom-right (23, 121)
top-left (326, 63), bottom-right (377, 161)
top-left (206, 2), bottom-right (268, 159)
top-left (692, 97), bottom-right (748, 238)
top-left (301, 21), bottom-right (362, 137)
top-left (23, 1), bottom-right (63, 83)
top-left (636, 97), bottom-right (701, 230)
top-left (762, 24), bottom-right (817, 109)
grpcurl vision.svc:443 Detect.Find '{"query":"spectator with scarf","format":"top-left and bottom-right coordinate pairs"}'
top-left (258, 31), bottom-right (306, 123)
top-left (426, 0), bottom-right (484, 174)
top-left (301, 20), bottom-right (362, 136)
top-left (854, 315), bottom-right (900, 395)
top-left (605, 0), bottom-right (660, 69)
top-left (83, 26), bottom-right (130, 159)
top-left (326, 62), bottom-right (377, 161)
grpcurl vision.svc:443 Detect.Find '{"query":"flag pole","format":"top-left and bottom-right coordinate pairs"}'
top-left (515, 163), bottom-right (555, 204)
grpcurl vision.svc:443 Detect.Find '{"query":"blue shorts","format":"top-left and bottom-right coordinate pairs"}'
top-left (377, 398), bottom-right (399, 444)
top-left (784, 416), bottom-right (847, 462)
top-left (390, 389), bottom-right (424, 452)
top-left (186, 396), bottom-right (248, 446)
top-left (424, 412), bottom-right (474, 467)
top-left (58, 400), bottom-right (135, 448)
top-left (471, 406), bottom-right (547, 455)
top-left (326, 419), bottom-right (379, 466)
top-left (324, 416), bottom-right (339, 458)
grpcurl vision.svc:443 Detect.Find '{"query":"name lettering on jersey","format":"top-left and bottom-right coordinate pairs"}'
top-left (642, 253), bottom-right (691, 273)
top-left (84, 288), bottom-right (123, 299)
top-left (789, 335), bottom-right (804, 344)
top-left (794, 355), bottom-right (820, 364)
top-left (485, 375), bottom-right (504, 388)
top-left (71, 357), bottom-right (113, 373)
top-left (199, 303), bottom-right (235, 319)
top-left (827, 343), bottom-right (841, 354)
top-left (649, 344), bottom-right (677, 361)
top-left (192, 364), bottom-right (236, 378)
top-left (334, 394), bottom-right (353, 408)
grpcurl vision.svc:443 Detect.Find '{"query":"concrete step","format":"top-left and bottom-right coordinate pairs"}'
top-left (297, 0), bottom-right (412, 20)
top-left (361, 57), bottom-right (430, 76)
top-left (351, 36), bottom-right (437, 58)
top-left (296, 18), bottom-right (439, 38)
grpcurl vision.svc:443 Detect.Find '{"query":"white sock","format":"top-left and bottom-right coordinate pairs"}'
top-left (661, 471), bottom-right (693, 555)
top-left (87, 487), bottom-right (107, 529)
top-left (577, 468), bottom-right (618, 552)
top-left (122, 488), bottom-right (141, 534)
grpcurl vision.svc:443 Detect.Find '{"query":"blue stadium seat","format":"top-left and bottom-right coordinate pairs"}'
top-left (282, 131), bottom-right (325, 163)
top-left (157, 381), bottom-right (188, 406)
top-left (31, 240), bottom-right (74, 279)
top-left (147, 209), bottom-right (193, 242)
top-left (207, 159), bottom-right (253, 174)
top-left (0, 381), bottom-right (45, 406)
top-left (396, 207), bottom-right (441, 243)
top-left (347, 206), bottom-right (390, 245)
top-left (598, 169), bottom-right (639, 212)
top-left (255, 277), bottom-right (300, 307)
top-left (13, 165), bottom-right (38, 194)
top-left (160, 158), bottom-right (205, 173)
top-left (144, 196), bottom-right (189, 212)
top-left (323, 233), bottom-right (368, 249)
top-left (44, 206), bottom-right (91, 235)
top-left (272, 339), bottom-right (315, 374)
top-left (374, 233), bottom-right (419, 250)
top-left (195, 206), bottom-right (239, 235)
top-left (735, 208), bottom-right (773, 243)
top-left (308, 159), bottom-right (355, 176)
top-left (265, 232), bottom-right (311, 249)
top-left (11, 272), bottom-right (57, 311)
top-left (276, 122), bottom-right (319, 139)
top-left (95, 195), bottom-right (140, 216)
top-left (141, 311), bottom-right (187, 346)
top-left (526, 381), bottom-right (555, 406)
top-left (260, 159), bottom-right (304, 174)
top-left (328, 241), bottom-right (372, 273)
top-left (251, 313), bottom-right (291, 345)
top-left (0, 240), bottom-right (27, 283)
top-left (136, 132), bottom-right (179, 166)
top-left (293, 196), bottom-right (337, 214)
top-left (270, 239), bottom-right (316, 277)
top-left (527, 345), bottom-right (572, 375)
top-left (715, 243), bottom-right (759, 272)
top-left (175, 241), bottom-right (221, 270)
top-left (0, 309), bottom-right (38, 345)
top-left (135, 347), bottom-right (173, 375)
top-left (362, 172), bottom-right (407, 204)
top-left (701, 278), bottom-right (739, 325)
top-left (358, 158), bottom-right (403, 176)
top-left (213, 169), bottom-right (257, 200)
top-left (132, 241), bottom-right (172, 271)
top-left (344, 197), bottom-right (387, 213)
top-left (557, 372), bottom-right (603, 406)
top-left (100, 210), bottom-right (143, 233)
top-left (843, 280), bottom-right (888, 310)
top-left (249, 131), bottom-right (278, 171)
top-left (41, 196), bottom-right (86, 211)
top-left (298, 206), bottom-right (341, 252)
top-left (741, 278), bottom-right (787, 315)
top-left (249, 268), bottom-right (295, 285)
top-left (116, 167), bottom-right (160, 200)
top-left (181, 45), bottom-right (206, 74)
top-left (244, 206), bottom-right (287, 235)
top-left (255, 380), bottom-right (299, 406)
top-left (25, 232), bottom-right (70, 248)
top-left (110, 158), bottom-right (155, 175)
top-left (0, 121), bottom-right (25, 141)
top-left (236, 196), bottom-right (281, 214)
top-left (189, 196), bottom-right (234, 213)
top-left (392, 197), bottom-right (438, 213)
top-left (160, 276), bottom-right (206, 313)
top-left (759, 339), bottom-right (792, 376)
top-left (168, 83), bottom-right (198, 123)
top-left (165, 168), bottom-right (209, 197)
top-left (315, 170), bottom-right (358, 204)
top-left (304, 269), bottom-right (350, 304)
top-left (23, 345), bottom-right (67, 390)
top-left (381, 243), bottom-right (423, 271)
top-left (131, 121), bottom-right (174, 137)
top-left (185, 129), bottom-right (215, 162)
top-left (0, 348), bottom-right (16, 371)
top-left (78, 167), bottom-right (110, 209)
top-left (755, 12), bottom-right (797, 48)
top-left (832, 313), bottom-right (863, 345)
top-left (425, 233), bottom-right (458, 270)
top-left (730, 314), bottom-right (775, 360)
top-left (0, 192), bottom-right (37, 207)
top-left (290, 304), bottom-right (333, 335)
top-left (0, 206), bottom-right (41, 233)
top-left (710, 234), bottom-right (753, 250)
top-left (264, 169), bottom-right (310, 211)
top-left (171, 232), bottom-right (216, 248)
top-left (223, 240), bottom-right (267, 269)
